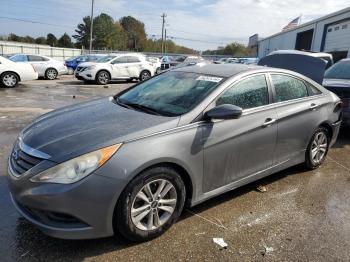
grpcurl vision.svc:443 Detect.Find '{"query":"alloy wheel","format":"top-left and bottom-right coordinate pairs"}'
top-left (2, 73), bottom-right (17, 87)
top-left (141, 71), bottom-right (151, 81)
top-left (310, 131), bottom-right (328, 164)
top-left (98, 72), bottom-right (109, 84)
top-left (131, 179), bottom-right (177, 231)
top-left (46, 69), bottom-right (57, 80)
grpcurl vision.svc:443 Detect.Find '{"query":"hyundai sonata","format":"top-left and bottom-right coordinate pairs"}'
top-left (8, 64), bottom-right (342, 241)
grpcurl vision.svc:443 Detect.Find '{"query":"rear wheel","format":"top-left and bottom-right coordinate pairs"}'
top-left (115, 166), bottom-right (186, 242)
top-left (45, 68), bottom-right (58, 80)
top-left (139, 70), bottom-right (151, 81)
top-left (305, 127), bottom-right (329, 169)
top-left (1, 72), bottom-right (19, 88)
top-left (96, 70), bottom-right (110, 85)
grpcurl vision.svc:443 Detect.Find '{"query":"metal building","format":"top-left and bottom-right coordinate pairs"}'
top-left (257, 7), bottom-right (350, 61)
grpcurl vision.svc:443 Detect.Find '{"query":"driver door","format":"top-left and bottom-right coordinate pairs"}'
top-left (202, 74), bottom-right (278, 192)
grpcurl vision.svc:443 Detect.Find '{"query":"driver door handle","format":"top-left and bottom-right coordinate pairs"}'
top-left (310, 103), bottom-right (319, 110)
top-left (262, 118), bottom-right (276, 127)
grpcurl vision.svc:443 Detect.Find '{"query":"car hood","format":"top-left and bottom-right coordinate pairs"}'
top-left (258, 53), bottom-right (327, 84)
top-left (78, 62), bottom-right (97, 67)
top-left (20, 97), bottom-right (179, 163)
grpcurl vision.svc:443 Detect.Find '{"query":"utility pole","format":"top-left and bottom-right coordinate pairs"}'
top-left (89, 0), bottom-right (94, 54)
top-left (164, 29), bottom-right (167, 54)
top-left (161, 13), bottom-right (166, 54)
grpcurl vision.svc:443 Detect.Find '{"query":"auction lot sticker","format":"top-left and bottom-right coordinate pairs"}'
top-left (196, 76), bottom-right (223, 82)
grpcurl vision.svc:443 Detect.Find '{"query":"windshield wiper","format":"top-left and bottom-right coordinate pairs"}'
top-left (115, 97), bottom-right (162, 116)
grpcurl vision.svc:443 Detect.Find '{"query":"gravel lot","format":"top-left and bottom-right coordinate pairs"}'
top-left (1, 75), bottom-right (350, 261)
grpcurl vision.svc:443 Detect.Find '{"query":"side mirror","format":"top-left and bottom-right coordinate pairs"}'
top-left (205, 104), bottom-right (243, 120)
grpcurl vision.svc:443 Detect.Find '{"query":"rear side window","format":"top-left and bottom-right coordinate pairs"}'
top-left (271, 74), bottom-right (308, 102)
top-left (306, 82), bottom-right (322, 96)
top-left (28, 55), bottom-right (44, 62)
top-left (216, 75), bottom-right (269, 109)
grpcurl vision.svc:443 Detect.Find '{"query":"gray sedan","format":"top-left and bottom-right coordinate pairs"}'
top-left (8, 64), bottom-right (342, 241)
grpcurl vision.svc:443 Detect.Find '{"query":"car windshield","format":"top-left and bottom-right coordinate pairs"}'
top-left (325, 60), bottom-right (350, 80)
top-left (117, 71), bottom-right (224, 116)
top-left (96, 55), bottom-right (116, 63)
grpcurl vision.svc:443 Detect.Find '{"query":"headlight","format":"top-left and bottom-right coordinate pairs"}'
top-left (30, 144), bottom-right (122, 184)
top-left (85, 65), bottom-right (96, 71)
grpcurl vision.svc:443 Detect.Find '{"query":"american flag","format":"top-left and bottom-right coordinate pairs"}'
top-left (282, 16), bottom-right (301, 31)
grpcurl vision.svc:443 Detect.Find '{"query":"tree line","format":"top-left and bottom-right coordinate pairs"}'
top-left (0, 13), bottom-right (252, 55)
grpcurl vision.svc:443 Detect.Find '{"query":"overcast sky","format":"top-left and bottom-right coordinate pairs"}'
top-left (0, 0), bottom-right (349, 50)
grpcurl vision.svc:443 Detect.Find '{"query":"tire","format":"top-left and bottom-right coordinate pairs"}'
top-left (139, 70), bottom-right (151, 81)
top-left (304, 127), bottom-right (330, 169)
top-left (156, 67), bottom-right (161, 75)
top-left (96, 70), bottom-right (110, 85)
top-left (115, 166), bottom-right (186, 242)
top-left (45, 68), bottom-right (58, 80)
top-left (1, 72), bottom-right (19, 88)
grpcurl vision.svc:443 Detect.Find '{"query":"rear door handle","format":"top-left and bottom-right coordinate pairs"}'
top-left (310, 103), bottom-right (319, 110)
top-left (262, 118), bottom-right (276, 127)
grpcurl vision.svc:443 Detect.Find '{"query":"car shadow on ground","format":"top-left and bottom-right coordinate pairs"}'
top-left (11, 164), bottom-right (307, 261)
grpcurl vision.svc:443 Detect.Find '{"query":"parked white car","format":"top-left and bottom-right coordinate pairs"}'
top-left (9, 54), bottom-right (68, 80)
top-left (75, 53), bottom-right (155, 84)
top-left (146, 57), bottom-right (161, 74)
top-left (0, 56), bottom-right (38, 87)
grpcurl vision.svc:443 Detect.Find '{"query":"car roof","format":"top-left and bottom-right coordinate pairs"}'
top-left (172, 63), bottom-right (264, 77)
top-left (270, 50), bottom-right (332, 58)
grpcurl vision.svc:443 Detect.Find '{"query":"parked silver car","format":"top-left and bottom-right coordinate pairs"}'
top-left (9, 54), bottom-right (68, 80)
top-left (8, 64), bottom-right (341, 242)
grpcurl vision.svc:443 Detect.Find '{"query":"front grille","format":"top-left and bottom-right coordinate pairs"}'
top-left (76, 66), bottom-right (86, 72)
top-left (10, 143), bottom-right (43, 176)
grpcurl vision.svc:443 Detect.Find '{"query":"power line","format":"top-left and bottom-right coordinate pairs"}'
top-left (0, 16), bottom-right (72, 29)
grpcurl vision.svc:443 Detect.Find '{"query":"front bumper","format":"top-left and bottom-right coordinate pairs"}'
top-left (75, 70), bottom-right (95, 81)
top-left (8, 163), bottom-right (125, 239)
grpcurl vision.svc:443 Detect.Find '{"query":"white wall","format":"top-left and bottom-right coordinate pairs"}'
top-left (0, 41), bottom-right (82, 61)
top-left (258, 8), bottom-right (350, 58)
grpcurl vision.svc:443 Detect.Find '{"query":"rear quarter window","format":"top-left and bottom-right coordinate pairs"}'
top-left (271, 74), bottom-right (308, 102)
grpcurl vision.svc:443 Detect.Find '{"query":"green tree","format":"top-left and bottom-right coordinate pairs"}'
top-left (35, 37), bottom-right (47, 45)
top-left (46, 33), bottom-right (57, 46)
top-left (120, 16), bottom-right (147, 51)
top-left (57, 33), bottom-right (73, 48)
top-left (73, 16), bottom-right (91, 48)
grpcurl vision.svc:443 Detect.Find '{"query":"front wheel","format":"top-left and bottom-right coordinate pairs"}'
top-left (96, 71), bottom-right (110, 85)
top-left (305, 127), bottom-right (330, 169)
top-left (115, 166), bottom-right (186, 242)
top-left (1, 72), bottom-right (19, 88)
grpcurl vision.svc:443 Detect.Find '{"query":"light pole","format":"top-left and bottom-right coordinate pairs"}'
top-left (89, 0), bottom-right (94, 53)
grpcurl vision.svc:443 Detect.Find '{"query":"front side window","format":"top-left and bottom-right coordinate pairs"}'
top-left (118, 71), bottom-right (224, 116)
top-left (271, 74), bottom-right (308, 102)
top-left (10, 55), bottom-right (28, 62)
top-left (96, 55), bottom-right (117, 63)
top-left (216, 75), bottom-right (269, 109)
top-left (111, 56), bottom-right (128, 64)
